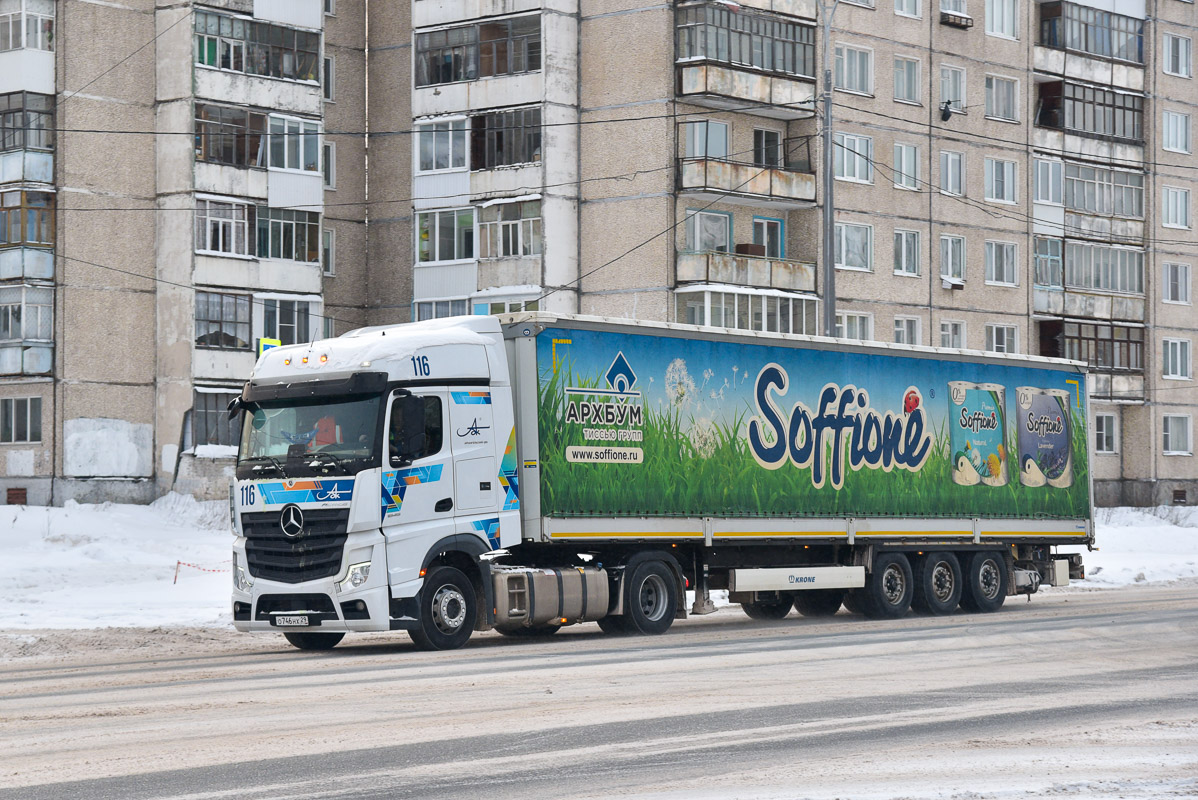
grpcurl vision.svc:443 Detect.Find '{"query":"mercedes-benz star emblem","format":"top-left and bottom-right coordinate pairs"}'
top-left (279, 504), bottom-right (305, 538)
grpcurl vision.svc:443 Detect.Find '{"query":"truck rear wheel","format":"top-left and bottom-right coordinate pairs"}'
top-left (283, 632), bottom-right (344, 651)
top-left (496, 624), bottom-right (561, 637)
top-left (842, 590), bottom-right (866, 615)
top-left (793, 590), bottom-right (845, 617)
top-left (862, 552), bottom-right (913, 619)
top-left (623, 560), bottom-right (677, 635)
top-left (912, 552), bottom-right (962, 616)
top-left (596, 615), bottom-right (631, 635)
top-left (961, 552), bottom-right (1007, 613)
top-left (409, 566), bottom-right (477, 651)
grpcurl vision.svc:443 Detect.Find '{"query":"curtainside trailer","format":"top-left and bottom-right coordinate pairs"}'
top-left (228, 313), bottom-right (1091, 650)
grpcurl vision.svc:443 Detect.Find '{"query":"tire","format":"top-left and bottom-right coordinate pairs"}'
top-left (622, 560), bottom-right (678, 635)
top-left (596, 615), bottom-right (631, 635)
top-left (961, 552), bottom-right (1007, 613)
top-left (742, 597), bottom-right (794, 620)
top-left (409, 566), bottom-right (477, 651)
top-left (496, 624), bottom-right (561, 637)
top-left (842, 589), bottom-right (866, 615)
top-left (912, 552), bottom-right (963, 616)
top-left (793, 590), bottom-right (845, 617)
top-left (861, 552), bottom-right (914, 619)
top-left (283, 631), bottom-right (344, 651)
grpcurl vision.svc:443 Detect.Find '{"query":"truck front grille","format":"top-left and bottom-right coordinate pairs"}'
top-left (242, 509), bottom-right (350, 584)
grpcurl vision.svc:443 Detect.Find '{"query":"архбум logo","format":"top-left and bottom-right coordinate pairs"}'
top-left (564, 351), bottom-right (644, 426)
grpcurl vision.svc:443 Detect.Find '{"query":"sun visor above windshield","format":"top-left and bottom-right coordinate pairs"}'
top-left (244, 372), bottom-right (388, 403)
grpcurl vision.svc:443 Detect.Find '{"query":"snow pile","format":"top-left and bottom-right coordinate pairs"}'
top-left (0, 499), bottom-right (1193, 631)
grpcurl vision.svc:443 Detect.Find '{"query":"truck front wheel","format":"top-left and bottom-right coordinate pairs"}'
top-left (410, 566), bottom-right (477, 651)
top-left (961, 552), bottom-right (1007, 613)
top-left (283, 632), bottom-right (344, 651)
top-left (862, 552), bottom-right (913, 619)
top-left (623, 561), bottom-right (677, 635)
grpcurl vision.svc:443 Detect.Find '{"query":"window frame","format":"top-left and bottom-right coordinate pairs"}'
top-left (471, 107), bottom-right (542, 170)
top-left (893, 315), bottom-right (921, 345)
top-left (414, 14), bottom-right (542, 88)
top-left (985, 323), bottom-right (1019, 354)
top-left (895, 0), bottom-right (921, 19)
top-left (322, 228), bottom-right (336, 276)
top-left (1163, 262), bottom-right (1191, 304)
top-left (834, 221), bottom-right (873, 272)
top-left (835, 311), bottom-right (874, 341)
top-left (984, 156), bottom-right (1018, 204)
top-left (416, 117), bottom-right (469, 174)
top-left (893, 229), bottom-right (920, 276)
top-left (675, 286), bottom-right (819, 334)
top-left (753, 128), bottom-right (783, 168)
top-left (834, 43), bottom-right (874, 95)
top-left (940, 64), bottom-right (966, 113)
top-left (984, 240), bottom-right (1018, 286)
top-left (415, 297), bottom-right (471, 321)
top-left (0, 396), bottom-right (42, 444)
top-left (1163, 33), bottom-right (1193, 78)
top-left (833, 131), bottom-right (874, 184)
top-left (261, 297), bottom-right (317, 346)
top-left (0, 91), bottom-right (55, 153)
top-left (194, 290), bottom-right (252, 351)
top-left (1163, 337), bottom-right (1192, 380)
top-left (893, 56), bottom-right (921, 104)
top-left (675, 3), bottom-right (816, 80)
top-left (1034, 158), bottom-right (1064, 205)
top-left (322, 141), bottom-right (336, 189)
top-left (893, 142), bottom-right (919, 190)
top-left (940, 234), bottom-right (966, 280)
top-left (1162, 110), bottom-right (1192, 154)
top-left (323, 56), bottom-right (335, 101)
top-left (194, 10), bottom-right (320, 83)
top-left (752, 215), bottom-right (785, 259)
top-left (416, 207), bottom-right (476, 264)
top-left (0, 284), bottom-right (52, 343)
top-left (985, 74), bottom-right (1019, 122)
top-left (940, 319), bottom-right (966, 348)
top-left (685, 209), bottom-right (733, 253)
top-left (194, 196), bottom-right (255, 258)
top-left (479, 199), bottom-right (543, 259)
top-left (0, 188), bottom-right (55, 249)
top-left (985, 0), bottom-right (1018, 39)
top-left (1094, 412), bottom-right (1117, 454)
top-left (1163, 414), bottom-right (1193, 456)
top-left (940, 150), bottom-right (964, 196)
top-left (684, 119), bottom-right (730, 160)
top-left (256, 206), bottom-right (321, 263)
top-left (1162, 186), bottom-right (1191, 229)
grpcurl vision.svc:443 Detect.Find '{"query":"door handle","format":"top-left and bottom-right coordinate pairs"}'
top-left (435, 498), bottom-right (453, 513)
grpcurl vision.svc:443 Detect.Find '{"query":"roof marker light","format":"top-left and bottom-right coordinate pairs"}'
top-left (320, 354), bottom-right (328, 363)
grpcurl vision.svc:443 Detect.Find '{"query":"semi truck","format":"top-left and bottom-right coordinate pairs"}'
top-left (228, 313), bottom-right (1091, 651)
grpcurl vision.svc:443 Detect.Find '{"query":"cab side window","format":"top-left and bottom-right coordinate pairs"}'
top-left (389, 395), bottom-right (443, 462)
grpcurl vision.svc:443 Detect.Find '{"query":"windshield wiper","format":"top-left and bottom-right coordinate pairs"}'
top-left (242, 455), bottom-right (288, 477)
top-left (306, 451), bottom-right (347, 472)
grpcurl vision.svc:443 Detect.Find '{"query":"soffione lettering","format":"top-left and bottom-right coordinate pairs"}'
top-left (747, 364), bottom-right (933, 490)
top-left (1025, 412), bottom-right (1065, 436)
top-left (958, 408), bottom-right (999, 433)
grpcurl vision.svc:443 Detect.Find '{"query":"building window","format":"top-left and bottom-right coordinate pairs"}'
top-left (322, 142), bottom-right (336, 188)
top-left (676, 3), bottom-right (815, 78)
top-left (194, 291), bottom-right (251, 350)
top-left (1034, 237), bottom-right (1063, 286)
top-left (676, 287), bottom-right (817, 334)
top-left (834, 222), bottom-right (872, 271)
top-left (940, 151), bottom-right (964, 195)
top-left (894, 229), bottom-right (920, 276)
top-left (0, 190), bottom-right (54, 248)
top-left (986, 324), bottom-right (1018, 353)
top-left (1063, 163), bottom-right (1143, 218)
top-left (940, 65), bottom-right (965, 112)
top-left (0, 0), bottom-right (53, 52)
top-left (322, 228), bottom-right (335, 276)
top-left (985, 0), bottom-right (1017, 38)
top-left (471, 107), bottom-right (541, 169)
top-left (684, 120), bottom-right (729, 159)
top-left (985, 75), bottom-right (1018, 120)
top-left (941, 0), bottom-right (967, 14)
top-left (192, 390), bottom-right (241, 448)
top-left (1164, 338), bottom-right (1192, 379)
top-left (1163, 110), bottom-right (1192, 153)
top-left (753, 129), bottom-right (782, 168)
top-left (686, 210), bottom-right (731, 252)
top-left (1064, 242), bottom-right (1144, 294)
top-left (1163, 415), bottom-right (1192, 455)
top-left (0, 397), bottom-right (41, 443)
top-left (893, 143), bottom-right (918, 189)
top-left (478, 297), bottom-right (540, 315)
top-left (256, 207), bottom-right (321, 263)
top-left (940, 234), bottom-right (965, 280)
top-left (480, 200), bottom-right (542, 258)
top-left (323, 56), bottom-right (334, 101)
top-left (194, 104), bottom-right (267, 168)
top-left (1163, 187), bottom-right (1191, 229)
top-left (1038, 2), bottom-right (1143, 64)
top-left (262, 299), bottom-right (313, 345)
top-left (417, 119), bottom-right (468, 173)
top-left (416, 299), bottom-right (470, 321)
top-left (835, 312), bottom-right (873, 341)
top-left (895, 0), bottom-right (920, 18)
top-left (194, 11), bottom-right (319, 82)
top-left (324, 0), bottom-right (335, 15)
top-left (195, 199), bottom-right (253, 256)
top-left (1094, 413), bottom-right (1117, 453)
top-left (267, 116), bottom-right (320, 172)
top-left (415, 14), bottom-right (541, 88)
top-left (417, 208), bottom-right (475, 263)
top-left (984, 157), bottom-right (1017, 203)
top-left (1034, 158), bottom-right (1063, 205)
top-left (753, 217), bottom-right (784, 258)
top-left (1051, 321), bottom-right (1143, 371)
top-left (0, 285), bottom-right (52, 342)
top-left (894, 316), bottom-right (921, 345)
top-left (894, 57), bottom-right (921, 103)
top-left (834, 44), bottom-right (873, 94)
top-left (0, 92), bottom-right (54, 152)
top-left (1164, 262), bottom-right (1191, 304)
top-left (833, 132), bottom-right (873, 183)
top-left (1037, 81), bottom-right (1143, 142)
top-left (1164, 34), bottom-right (1192, 78)
top-left (940, 319), bottom-right (965, 348)
top-left (985, 241), bottom-right (1017, 285)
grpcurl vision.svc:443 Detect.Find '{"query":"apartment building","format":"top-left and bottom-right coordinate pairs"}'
top-left (0, 0), bottom-right (1193, 506)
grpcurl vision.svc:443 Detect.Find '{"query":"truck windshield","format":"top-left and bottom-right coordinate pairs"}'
top-left (237, 395), bottom-right (382, 479)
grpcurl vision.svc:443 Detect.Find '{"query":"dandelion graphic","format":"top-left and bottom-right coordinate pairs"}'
top-left (664, 359), bottom-right (696, 410)
top-left (689, 417), bottom-right (717, 459)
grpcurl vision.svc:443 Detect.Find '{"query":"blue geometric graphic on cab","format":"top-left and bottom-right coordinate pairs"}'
top-left (472, 517), bottom-right (501, 550)
top-left (380, 465), bottom-right (443, 516)
top-left (451, 391), bottom-right (492, 405)
top-left (500, 428), bottom-right (520, 511)
top-left (258, 479), bottom-right (355, 505)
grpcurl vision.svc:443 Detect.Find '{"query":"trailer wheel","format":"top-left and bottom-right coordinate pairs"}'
top-left (842, 590), bottom-right (866, 615)
top-left (742, 597), bottom-right (794, 620)
top-left (283, 632), bottom-right (344, 651)
top-left (862, 552), bottom-right (913, 619)
top-left (409, 566), bottom-right (477, 651)
top-left (623, 560), bottom-right (677, 635)
top-left (793, 590), bottom-right (845, 617)
top-left (496, 624), bottom-right (561, 637)
top-left (961, 552), bottom-right (1007, 613)
top-left (912, 552), bottom-right (962, 616)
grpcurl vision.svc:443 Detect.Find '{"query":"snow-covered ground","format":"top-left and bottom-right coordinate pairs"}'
top-left (0, 497), bottom-right (1195, 631)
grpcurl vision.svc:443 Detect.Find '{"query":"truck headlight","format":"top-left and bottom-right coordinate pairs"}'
top-left (337, 562), bottom-right (371, 593)
top-left (233, 553), bottom-right (253, 592)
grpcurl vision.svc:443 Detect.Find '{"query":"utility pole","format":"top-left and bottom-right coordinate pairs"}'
top-left (820, 0), bottom-right (839, 338)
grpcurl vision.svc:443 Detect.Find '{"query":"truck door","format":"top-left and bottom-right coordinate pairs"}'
top-left (380, 389), bottom-right (455, 529)
top-left (448, 389), bottom-right (498, 522)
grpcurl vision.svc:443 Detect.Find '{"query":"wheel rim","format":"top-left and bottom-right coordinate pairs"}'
top-left (881, 564), bottom-right (906, 606)
top-left (931, 561), bottom-right (955, 603)
top-left (978, 560), bottom-right (1001, 600)
top-left (431, 584), bottom-right (467, 634)
top-left (638, 574), bottom-right (669, 622)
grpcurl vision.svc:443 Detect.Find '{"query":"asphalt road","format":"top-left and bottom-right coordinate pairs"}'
top-left (2, 584), bottom-right (1197, 799)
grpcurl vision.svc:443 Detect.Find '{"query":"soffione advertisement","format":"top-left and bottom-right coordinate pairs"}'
top-left (537, 327), bottom-right (1090, 519)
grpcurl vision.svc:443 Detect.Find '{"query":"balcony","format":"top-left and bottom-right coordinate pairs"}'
top-left (1033, 287), bottom-right (1145, 322)
top-left (0, 149), bottom-right (52, 186)
top-left (1037, 319), bottom-right (1144, 402)
top-left (676, 62), bottom-right (816, 120)
top-left (677, 155), bottom-right (815, 210)
top-left (677, 250), bottom-right (815, 294)
top-left (0, 341), bottom-right (51, 375)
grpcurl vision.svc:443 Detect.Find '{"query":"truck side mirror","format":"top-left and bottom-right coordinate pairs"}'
top-left (392, 395), bottom-right (428, 465)
top-left (226, 396), bottom-right (243, 420)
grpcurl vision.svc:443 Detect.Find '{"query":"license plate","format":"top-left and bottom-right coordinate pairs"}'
top-left (274, 615), bottom-right (309, 627)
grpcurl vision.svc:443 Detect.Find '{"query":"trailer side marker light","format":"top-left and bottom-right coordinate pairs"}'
top-left (559, 617), bottom-right (568, 624)
top-left (419, 568), bottom-right (426, 577)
